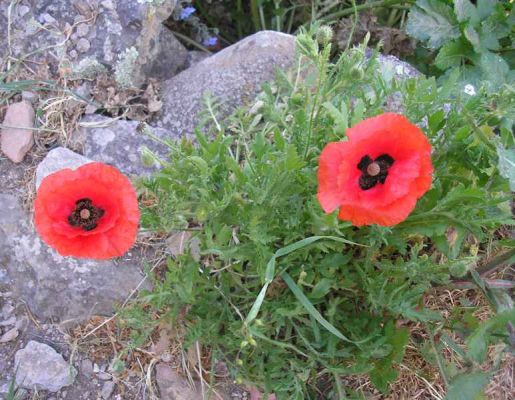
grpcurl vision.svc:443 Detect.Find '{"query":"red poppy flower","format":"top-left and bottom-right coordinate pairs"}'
top-left (317, 113), bottom-right (433, 227)
top-left (34, 162), bottom-right (140, 259)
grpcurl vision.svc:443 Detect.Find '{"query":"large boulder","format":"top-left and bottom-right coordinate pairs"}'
top-left (78, 115), bottom-right (172, 176)
top-left (0, 0), bottom-right (186, 84)
top-left (0, 191), bottom-right (150, 326)
top-left (156, 30), bottom-right (297, 137)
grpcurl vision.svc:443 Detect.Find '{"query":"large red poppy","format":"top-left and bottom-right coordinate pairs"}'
top-left (317, 113), bottom-right (433, 227)
top-left (34, 162), bottom-right (140, 259)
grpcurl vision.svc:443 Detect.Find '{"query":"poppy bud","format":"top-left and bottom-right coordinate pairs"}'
top-left (316, 25), bottom-right (333, 46)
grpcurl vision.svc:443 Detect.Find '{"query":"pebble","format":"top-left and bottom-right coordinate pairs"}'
top-left (0, 101), bottom-right (35, 163)
top-left (80, 359), bottom-right (94, 376)
top-left (97, 372), bottom-right (112, 381)
top-left (76, 23), bottom-right (90, 37)
top-left (18, 5), bottom-right (30, 17)
top-left (69, 49), bottom-right (78, 59)
top-left (0, 316), bottom-right (16, 326)
top-left (76, 38), bottom-right (91, 53)
top-left (0, 327), bottom-right (19, 343)
top-left (101, 381), bottom-right (115, 399)
top-left (1, 303), bottom-right (14, 318)
top-left (101, 0), bottom-right (115, 10)
top-left (21, 91), bottom-right (39, 104)
top-left (15, 341), bottom-right (77, 392)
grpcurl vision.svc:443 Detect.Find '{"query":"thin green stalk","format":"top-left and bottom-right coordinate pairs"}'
top-left (345, 0), bottom-right (358, 51)
top-left (425, 323), bottom-right (450, 389)
top-left (236, 0), bottom-right (243, 38)
top-left (250, 0), bottom-right (261, 32)
top-left (320, 0), bottom-right (414, 23)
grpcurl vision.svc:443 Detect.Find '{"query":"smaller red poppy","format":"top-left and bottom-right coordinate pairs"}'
top-left (34, 162), bottom-right (140, 259)
top-left (317, 113), bottom-right (433, 227)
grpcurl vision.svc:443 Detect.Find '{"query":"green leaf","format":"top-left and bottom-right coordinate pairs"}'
top-left (454, 0), bottom-right (479, 25)
top-left (497, 144), bottom-right (515, 191)
top-left (435, 39), bottom-right (472, 70)
top-left (479, 52), bottom-right (510, 88)
top-left (466, 310), bottom-right (515, 363)
top-left (476, 0), bottom-right (496, 20)
top-left (464, 26), bottom-right (482, 52)
top-left (322, 101), bottom-right (348, 134)
top-left (281, 272), bottom-right (369, 344)
top-left (406, 0), bottom-right (460, 49)
top-left (445, 372), bottom-right (491, 400)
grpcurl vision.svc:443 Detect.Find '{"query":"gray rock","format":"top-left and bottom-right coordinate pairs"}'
top-left (78, 115), bottom-right (171, 176)
top-left (155, 364), bottom-right (202, 400)
top-left (100, 380), bottom-right (115, 399)
top-left (0, 101), bottom-right (35, 163)
top-left (185, 50), bottom-right (210, 68)
top-left (0, 193), bottom-right (150, 325)
top-left (80, 359), bottom-right (94, 376)
top-left (14, 341), bottom-right (77, 392)
top-left (0, 1), bottom-right (185, 84)
top-left (35, 147), bottom-right (92, 189)
top-left (76, 38), bottom-right (91, 53)
top-left (0, 327), bottom-right (18, 343)
top-left (157, 31), bottom-right (296, 137)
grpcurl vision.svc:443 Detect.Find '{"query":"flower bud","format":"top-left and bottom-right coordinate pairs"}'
top-left (316, 25), bottom-right (333, 46)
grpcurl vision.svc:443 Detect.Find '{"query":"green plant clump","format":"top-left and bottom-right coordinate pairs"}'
top-left (126, 31), bottom-right (514, 399)
top-left (406, 0), bottom-right (514, 91)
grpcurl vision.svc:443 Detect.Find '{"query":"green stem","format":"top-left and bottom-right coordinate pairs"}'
top-left (320, 0), bottom-right (414, 23)
top-left (425, 323), bottom-right (450, 389)
top-left (250, 0), bottom-right (261, 32)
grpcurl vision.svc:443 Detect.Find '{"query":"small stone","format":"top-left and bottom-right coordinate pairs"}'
top-left (76, 38), bottom-right (91, 53)
top-left (15, 341), bottom-right (77, 392)
top-left (15, 316), bottom-right (28, 331)
top-left (0, 327), bottom-right (18, 342)
top-left (76, 24), bottom-right (89, 38)
top-left (35, 147), bottom-right (92, 189)
top-left (69, 49), bottom-right (78, 59)
top-left (0, 101), bottom-right (35, 163)
top-left (80, 359), bottom-right (94, 376)
top-left (21, 91), bottom-right (38, 104)
top-left (101, 0), bottom-right (115, 10)
top-left (41, 13), bottom-right (57, 24)
top-left (97, 372), bottom-right (112, 381)
top-left (0, 316), bottom-right (16, 326)
top-left (155, 364), bottom-right (203, 400)
top-left (18, 5), bottom-right (30, 17)
top-left (100, 381), bottom-right (115, 399)
top-left (1, 303), bottom-right (14, 318)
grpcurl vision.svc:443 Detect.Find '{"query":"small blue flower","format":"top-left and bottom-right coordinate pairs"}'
top-left (180, 6), bottom-right (196, 20)
top-left (202, 36), bottom-right (218, 47)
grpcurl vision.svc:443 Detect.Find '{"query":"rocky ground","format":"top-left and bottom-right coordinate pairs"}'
top-left (0, 1), bottom-right (421, 399)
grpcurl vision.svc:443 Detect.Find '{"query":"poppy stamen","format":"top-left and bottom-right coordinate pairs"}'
top-left (358, 154), bottom-right (394, 190)
top-left (366, 162), bottom-right (381, 177)
top-left (68, 198), bottom-right (105, 231)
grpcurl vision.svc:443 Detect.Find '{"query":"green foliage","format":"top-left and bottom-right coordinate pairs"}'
top-left (445, 371), bottom-right (491, 400)
top-left (128, 31), bottom-right (513, 398)
top-left (406, 0), bottom-right (514, 91)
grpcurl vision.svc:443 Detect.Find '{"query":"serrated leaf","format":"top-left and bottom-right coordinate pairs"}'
top-left (406, 0), bottom-right (460, 49)
top-left (464, 26), bottom-right (482, 52)
top-left (454, 0), bottom-right (480, 25)
top-left (322, 101), bottom-right (348, 134)
top-left (476, 0), bottom-right (496, 20)
top-left (466, 310), bottom-right (515, 363)
top-left (445, 372), bottom-right (491, 400)
top-left (497, 145), bottom-right (515, 191)
top-left (479, 52), bottom-right (510, 88)
top-left (435, 39), bottom-right (472, 70)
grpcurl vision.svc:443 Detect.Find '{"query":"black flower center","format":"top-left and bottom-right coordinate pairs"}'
top-left (68, 198), bottom-right (105, 231)
top-left (357, 154), bottom-right (395, 190)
